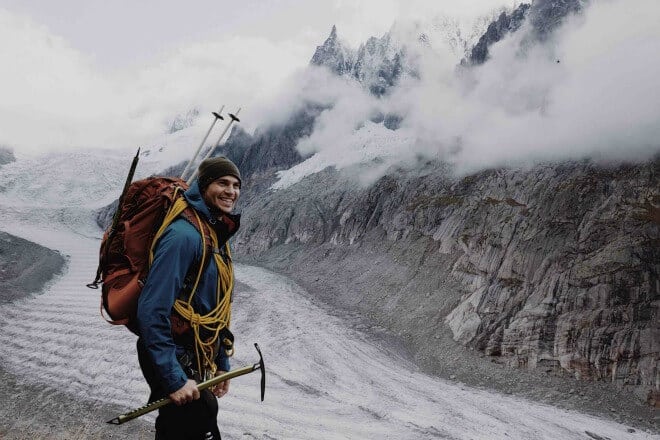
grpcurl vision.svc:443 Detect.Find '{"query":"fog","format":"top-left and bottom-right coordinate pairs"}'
top-left (273, 0), bottom-right (660, 187)
top-left (3, 0), bottom-right (658, 183)
top-left (0, 0), bottom-right (517, 157)
top-left (0, 8), bottom-right (307, 155)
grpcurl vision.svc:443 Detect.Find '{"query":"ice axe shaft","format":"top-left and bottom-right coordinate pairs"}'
top-left (110, 148), bottom-right (140, 234)
top-left (187, 107), bottom-right (241, 185)
top-left (87, 148), bottom-right (140, 289)
top-left (180, 105), bottom-right (225, 181)
top-left (107, 343), bottom-right (265, 425)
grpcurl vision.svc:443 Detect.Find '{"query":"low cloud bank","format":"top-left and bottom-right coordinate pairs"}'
top-left (274, 0), bottom-right (660, 187)
top-left (0, 9), bottom-right (307, 156)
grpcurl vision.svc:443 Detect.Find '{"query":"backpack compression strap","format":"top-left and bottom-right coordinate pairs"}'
top-left (150, 192), bottom-right (234, 379)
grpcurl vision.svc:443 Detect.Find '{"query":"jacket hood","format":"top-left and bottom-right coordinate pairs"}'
top-left (183, 179), bottom-right (214, 222)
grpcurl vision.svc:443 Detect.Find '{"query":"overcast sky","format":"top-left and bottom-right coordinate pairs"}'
top-left (0, 0), bottom-right (518, 69)
top-left (0, 0), bottom-right (521, 155)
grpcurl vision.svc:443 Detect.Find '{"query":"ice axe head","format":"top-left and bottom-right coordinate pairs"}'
top-left (254, 343), bottom-right (266, 401)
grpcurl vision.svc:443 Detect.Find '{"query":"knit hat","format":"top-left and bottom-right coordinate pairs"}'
top-left (197, 156), bottom-right (241, 190)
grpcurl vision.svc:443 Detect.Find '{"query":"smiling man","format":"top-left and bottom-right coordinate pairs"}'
top-left (136, 156), bottom-right (242, 440)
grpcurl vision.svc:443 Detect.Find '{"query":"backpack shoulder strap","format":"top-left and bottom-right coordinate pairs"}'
top-left (178, 205), bottom-right (215, 302)
top-left (148, 186), bottom-right (189, 266)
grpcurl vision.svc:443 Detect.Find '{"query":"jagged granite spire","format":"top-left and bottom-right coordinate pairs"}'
top-left (352, 33), bottom-right (405, 97)
top-left (466, 3), bottom-right (531, 65)
top-left (310, 25), bottom-right (355, 75)
top-left (530, 0), bottom-right (583, 39)
top-left (465, 0), bottom-right (584, 66)
top-left (309, 25), bottom-right (407, 97)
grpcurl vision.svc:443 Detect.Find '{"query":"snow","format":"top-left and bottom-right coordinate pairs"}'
top-left (273, 121), bottom-right (416, 189)
top-left (0, 150), bottom-right (657, 439)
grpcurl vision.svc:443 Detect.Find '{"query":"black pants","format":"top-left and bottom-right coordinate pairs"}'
top-left (137, 339), bottom-right (222, 440)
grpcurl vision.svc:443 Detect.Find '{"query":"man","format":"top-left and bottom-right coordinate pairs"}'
top-left (136, 156), bottom-right (242, 440)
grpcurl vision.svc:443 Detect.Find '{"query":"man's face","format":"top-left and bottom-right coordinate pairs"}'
top-left (202, 175), bottom-right (241, 214)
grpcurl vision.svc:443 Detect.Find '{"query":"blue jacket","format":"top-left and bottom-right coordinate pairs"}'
top-left (137, 179), bottom-right (238, 394)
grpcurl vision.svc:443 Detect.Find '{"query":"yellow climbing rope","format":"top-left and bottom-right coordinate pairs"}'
top-left (149, 188), bottom-right (233, 379)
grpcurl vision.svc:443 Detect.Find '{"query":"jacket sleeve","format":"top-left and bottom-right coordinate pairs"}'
top-left (137, 223), bottom-right (200, 394)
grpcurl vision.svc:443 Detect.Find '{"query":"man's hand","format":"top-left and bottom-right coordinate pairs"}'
top-left (169, 379), bottom-right (200, 406)
top-left (211, 371), bottom-right (230, 398)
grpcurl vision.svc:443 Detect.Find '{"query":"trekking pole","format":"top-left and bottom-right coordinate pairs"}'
top-left (186, 107), bottom-right (241, 185)
top-left (107, 343), bottom-right (266, 425)
top-left (180, 106), bottom-right (225, 181)
top-left (87, 148), bottom-right (141, 289)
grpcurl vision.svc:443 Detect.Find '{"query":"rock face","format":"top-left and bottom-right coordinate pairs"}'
top-left (466, 3), bottom-right (531, 65)
top-left (310, 25), bottom-right (355, 76)
top-left (219, 104), bottom-right (326, 204)
top-left (229, 106), bottom-right (322, 180)
top-left (529, 0), bottom-right (583, 40)
top-left (352, 34), bottom-right (405, 97)
top-left (168, 108), bottom-right (200, 134)
top-left (235, 160), bottom-right (660, 399)
top-left (311, 26), bottom-right (409, 97)
top-left (465, 0), bottom-right (583, 65)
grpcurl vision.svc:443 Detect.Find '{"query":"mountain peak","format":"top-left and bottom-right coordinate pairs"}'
top-left (329, 24), bottom-right (338, 40)
top-left (310, 25), bottom-right (355, 75)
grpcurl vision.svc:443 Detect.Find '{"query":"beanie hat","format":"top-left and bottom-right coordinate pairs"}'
top-left (197, 156), bottom-right (241, 190)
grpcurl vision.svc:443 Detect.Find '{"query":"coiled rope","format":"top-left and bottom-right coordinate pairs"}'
top-left (149, 189), bottom-right (233, 379)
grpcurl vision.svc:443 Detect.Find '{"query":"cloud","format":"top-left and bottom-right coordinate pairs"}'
top-left (5, 0), bottom-right (657, 184)
top-left (450, 0), bottom-right (660, 172)
top-left (0, 0), bottom-right (521, 159)
top-left (274, 0), bottom-right (660, 188)
top-left (0, 8), bottom-right (307, 155)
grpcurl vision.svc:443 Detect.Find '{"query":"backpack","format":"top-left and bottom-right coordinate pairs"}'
top-left (88, 176), bottom-right (213, 335)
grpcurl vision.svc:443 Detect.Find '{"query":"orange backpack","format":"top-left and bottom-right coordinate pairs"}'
top-left (88, 176), bottom-right (212, 334)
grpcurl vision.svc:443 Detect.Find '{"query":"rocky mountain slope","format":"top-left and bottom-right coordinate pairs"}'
top-left (226, 6), bottom-right (658, 408)
top-left (234, 159), bottom-right (659, 408)
top-left (0, 231), bottom-right (66, 305)
top-left (465, 3), bottom-right (531, 65)
top-left (465, 0), bottom-right (583, 65)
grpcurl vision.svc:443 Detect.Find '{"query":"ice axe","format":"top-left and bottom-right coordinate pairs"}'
top-left (107, 343), bottom-right (266, 425)
top-left (87, 147), bottom-right (141, 290)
